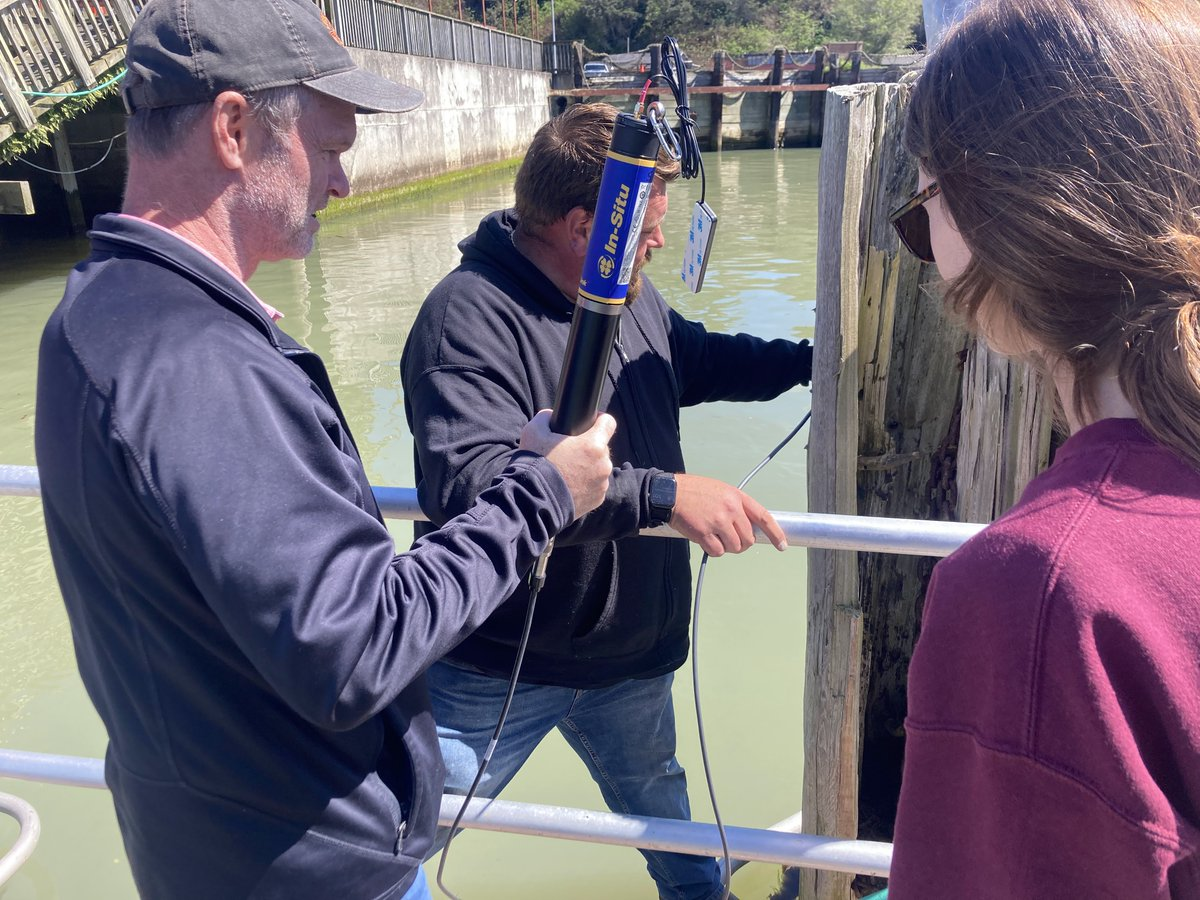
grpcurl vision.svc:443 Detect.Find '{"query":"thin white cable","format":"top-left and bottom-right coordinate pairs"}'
top-left (691, 410), bottom-right (812, 900)
top-left (13, 133), bottom-right (120, 175)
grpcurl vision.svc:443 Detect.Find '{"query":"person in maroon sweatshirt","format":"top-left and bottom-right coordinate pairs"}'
top-left (885, 0), bottom-right (1200, 896)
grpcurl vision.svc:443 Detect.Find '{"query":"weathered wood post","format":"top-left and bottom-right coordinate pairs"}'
top-left (0, 181), bottom-right (35, 215)
top-left (571, 41), bottom-right (585, 89)
top-left (765, 46), bottom-right (785, 149)
top-left (45, 0), bottom-right (97, 89)
top-left (51, 128), bottom-right (87, 234)
top-left (801, 81), bottom-right (1054, 900)
top-left (710, 50), bottom-right (725, 152)
top-left (808, 49), bottom-right (826, 148)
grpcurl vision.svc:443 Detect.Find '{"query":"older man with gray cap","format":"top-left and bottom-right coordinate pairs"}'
top-left (33, 1), bottom-right (615, 898)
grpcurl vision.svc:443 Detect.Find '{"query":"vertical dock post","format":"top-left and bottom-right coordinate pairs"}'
top-left (765, 46), bottom-right (784, 148)
top-left (646, 44), bottom-right (661, 106)
top-left (807, 48), bottom-right (825, 148)
top-left (709, 50), bottom-right (724, 152)
top-left (50, 128), bottom-right (87, 234)
top-left (802, 82), bottom-right (1053, 899)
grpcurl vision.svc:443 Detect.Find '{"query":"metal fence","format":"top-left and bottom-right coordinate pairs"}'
top-left (328, 0), bottom-right (543, 70)
top-left (0, 0), bottom-right (541, 138)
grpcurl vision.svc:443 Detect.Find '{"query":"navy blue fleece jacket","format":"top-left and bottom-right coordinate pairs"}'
top-left (35, 214), bottom-right (573, 899)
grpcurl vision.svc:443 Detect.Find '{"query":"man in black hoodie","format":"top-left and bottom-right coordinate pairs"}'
top-left (401, 103), bottom-right (811, 900)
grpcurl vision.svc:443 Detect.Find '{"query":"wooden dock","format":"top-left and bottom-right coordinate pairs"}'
top-left (0, 0), bottom-right (138, 145)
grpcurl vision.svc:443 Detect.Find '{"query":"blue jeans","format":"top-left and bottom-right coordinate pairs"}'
top-left (398, 868), bottom-right (431, 900)
top-left (427, 659), bottom-right (724, 900)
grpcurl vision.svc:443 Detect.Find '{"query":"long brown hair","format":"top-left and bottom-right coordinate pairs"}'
top-left (905, 0), bottom-right (1200, 466)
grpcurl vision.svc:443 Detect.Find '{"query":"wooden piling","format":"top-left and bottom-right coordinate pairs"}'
top-left (807, 49), bottom-right (826, 148)
top-left (710, 51), bottom-right (725, 152)
top-left (0, 181), bottom-right (34, 215)
top-left (765, 47), bottom-right (785, 149)
top-left (647, 44), bottom-right (662, 106)
top-left (50, 129), bottom-right (86, 234)
top-left (802, 82), bottom-right (1054, 899)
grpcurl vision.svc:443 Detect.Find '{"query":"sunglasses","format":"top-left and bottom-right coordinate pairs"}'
top-left (889, 181), bottom-right (940, 264)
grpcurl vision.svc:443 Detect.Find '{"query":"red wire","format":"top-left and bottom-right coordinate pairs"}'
top-left (635, 79), bottom-right (653, 117)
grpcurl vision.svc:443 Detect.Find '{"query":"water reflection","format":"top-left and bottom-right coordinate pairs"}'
top-left (0, 149), bottom-right (818, 899)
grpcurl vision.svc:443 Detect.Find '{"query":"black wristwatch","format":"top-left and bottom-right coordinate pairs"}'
top-left (647, 473), bottom-right (677, 528)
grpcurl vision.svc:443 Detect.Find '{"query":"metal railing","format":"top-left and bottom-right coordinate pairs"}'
top-left (0, 463), bottom-right (986, 882)
top-left (0, 748), bottom-right (891, 878)
top-left (328, 0), bottom-right (543, 71)
top-left (0, 464), bottom-right (986, 556)
top-left (0, 788), bottom-right (40, 888)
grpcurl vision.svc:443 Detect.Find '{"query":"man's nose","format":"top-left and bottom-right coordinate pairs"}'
top-left (329, 160), bottom-right (351, 199)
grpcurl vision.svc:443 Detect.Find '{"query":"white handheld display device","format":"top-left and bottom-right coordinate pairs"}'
top-left (681, 200), bottom-right (718, 292)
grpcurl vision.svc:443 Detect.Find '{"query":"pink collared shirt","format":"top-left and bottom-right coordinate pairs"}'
top-left (116, 214), bottom-right (283, 322)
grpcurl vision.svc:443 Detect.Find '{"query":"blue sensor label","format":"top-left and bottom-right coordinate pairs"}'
top-left (578, 151), bottom-right (657, 306)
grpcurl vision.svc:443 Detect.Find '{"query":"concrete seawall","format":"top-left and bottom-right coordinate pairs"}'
top-left (344, 49), bottom-right (550, 195)
top-left (3, 50), bottom-right (830, 237)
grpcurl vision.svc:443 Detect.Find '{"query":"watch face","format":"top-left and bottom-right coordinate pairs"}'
top-left (650, 474), bottom-right (676, 510)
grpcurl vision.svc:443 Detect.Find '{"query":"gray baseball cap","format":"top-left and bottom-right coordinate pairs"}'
top-left (122, 0), bottom-right (424, 114)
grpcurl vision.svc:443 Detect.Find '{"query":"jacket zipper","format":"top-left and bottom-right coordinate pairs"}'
top-left (613, 317), bottom-right (660, 471)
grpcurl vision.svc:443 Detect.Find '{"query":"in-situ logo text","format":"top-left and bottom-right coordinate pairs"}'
top-left (603, 183), bottom-right (631, 258)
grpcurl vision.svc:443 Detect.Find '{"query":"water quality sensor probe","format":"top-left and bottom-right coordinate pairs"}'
top-left (549, 112), bottom-right (661, 435)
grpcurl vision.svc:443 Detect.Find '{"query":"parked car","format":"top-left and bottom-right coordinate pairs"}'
top-left (583, 61), bottom-right (610, 79)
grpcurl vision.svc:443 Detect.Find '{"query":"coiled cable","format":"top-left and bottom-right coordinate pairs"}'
top-left (658, 36), bottom-right (707, 202)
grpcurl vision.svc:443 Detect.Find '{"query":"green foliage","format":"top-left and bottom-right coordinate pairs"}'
top-left (826, 0), bottom-right (922, 54)
top-left (560, 0), bottom-right (646, 52)
top-left (561, 0), bottom-right (923, 57)
top-left (637, 0), bottom-right (821, 57)
top-left (0, 70), bottom-right (123, 166)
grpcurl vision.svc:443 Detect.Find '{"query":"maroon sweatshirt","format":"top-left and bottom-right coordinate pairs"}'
top-left (891, 418), bottom-right (1200, 898)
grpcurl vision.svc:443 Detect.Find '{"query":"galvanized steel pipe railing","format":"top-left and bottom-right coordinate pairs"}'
top-left (0, 788), bottom-right (41, 888)
top-left (0, 748), bottom-right (890, 878)
top-left (1, 464), bottom-right (985, 558)
top-left (0, 465), bottom-right (949, 879)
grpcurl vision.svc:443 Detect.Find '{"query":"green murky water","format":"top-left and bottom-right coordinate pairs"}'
top-left (0, 148), bottom-right (817, 899)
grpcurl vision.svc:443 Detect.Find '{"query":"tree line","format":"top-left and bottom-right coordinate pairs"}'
top-left (425, 0), bottom-right (925, 57)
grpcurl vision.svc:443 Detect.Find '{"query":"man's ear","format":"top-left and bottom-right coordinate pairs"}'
top-left (562, 206), bottom-right (593, 259)
top-left (211, 91), bottom-right (253, 172)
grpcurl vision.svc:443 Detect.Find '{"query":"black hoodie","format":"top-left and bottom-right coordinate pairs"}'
top-left (402, 211), bottom-right (811, 687)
